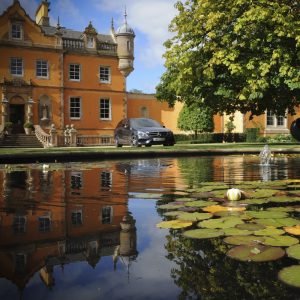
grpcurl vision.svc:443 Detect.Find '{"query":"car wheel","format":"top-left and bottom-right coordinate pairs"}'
top-left (145, 144), bottom-right (152, 147)
top-left (131, 136), bottom-right (140, 147)
top-left (163, 143), bottom-right (174, 146)
top-left (115, 137), bottom-right (123, 147)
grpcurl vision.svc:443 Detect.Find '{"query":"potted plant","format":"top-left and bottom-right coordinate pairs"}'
top-left (24, 122), bottom-right (34, 135)
top-left (4, 121), bottom-right (13, 134)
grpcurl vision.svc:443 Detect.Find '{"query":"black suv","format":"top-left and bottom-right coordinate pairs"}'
top-left (114, 118), bottom-right (175, 147)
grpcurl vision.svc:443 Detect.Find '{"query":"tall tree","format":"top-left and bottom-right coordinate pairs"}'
top-left (177, 103), bottom-right (214, 137)
top-left (156, 0), bottom-right (300, 118)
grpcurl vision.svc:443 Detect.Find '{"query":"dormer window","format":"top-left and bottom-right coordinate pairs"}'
top-left (11, 23), bottom-right (22, 40)
top-left (87, 36), bottom-right (94, 48)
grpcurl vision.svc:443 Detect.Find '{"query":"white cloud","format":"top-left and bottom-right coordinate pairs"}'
top-left (94, 0), bottom-right (177, 67)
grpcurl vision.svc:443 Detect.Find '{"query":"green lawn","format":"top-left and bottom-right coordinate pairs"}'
top-left (0, 142), bottom-right (299, 156)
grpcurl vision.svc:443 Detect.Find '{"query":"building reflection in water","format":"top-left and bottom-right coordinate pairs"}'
top-left (0, 156), bottom-right (298, 297)
top-left (0, 163), bottom-right (137, 293)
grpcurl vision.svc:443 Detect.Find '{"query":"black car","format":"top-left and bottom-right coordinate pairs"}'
top-left (114, 118), bottom-right (175, 147)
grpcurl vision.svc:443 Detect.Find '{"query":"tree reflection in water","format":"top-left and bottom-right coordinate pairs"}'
top-left (165, 232), bottom-right (299, 299)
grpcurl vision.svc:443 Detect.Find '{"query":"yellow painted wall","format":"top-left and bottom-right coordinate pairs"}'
top-left (63, 55), bottom-right (124, 91)
top-left (0, 3), bottom-right (56, 46)
top-left (0, 47), bottom-right (61, 85)
top-left (127, 93), bottom-right (184, 133)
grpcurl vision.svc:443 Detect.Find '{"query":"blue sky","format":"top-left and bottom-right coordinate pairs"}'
top-left (0, 0), bottom-right (178, 94)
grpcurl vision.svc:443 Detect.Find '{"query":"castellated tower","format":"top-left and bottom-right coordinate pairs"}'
top-left (115, 10), bottom-right (135, 77)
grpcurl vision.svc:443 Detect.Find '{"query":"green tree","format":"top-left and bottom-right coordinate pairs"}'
top-left (225, 115), bottom-right (236, 134)
top-left (177, 103), bottom-right (214, 138)
top-left (157, 0), bottom-right (300, 118)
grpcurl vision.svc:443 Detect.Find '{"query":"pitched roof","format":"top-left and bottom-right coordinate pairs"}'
top-left (41, 25), bottom-right (115, 44)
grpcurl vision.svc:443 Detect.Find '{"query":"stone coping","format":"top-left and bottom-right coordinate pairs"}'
top-left (0, 146), bottom-right (300, 164)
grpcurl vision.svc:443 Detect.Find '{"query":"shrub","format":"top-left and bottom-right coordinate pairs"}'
top-left (245, 128), bottom-right (260, 142)
top-left (4, 121), bottom-right (13, 128)
top-left (24, 122), bottom-right (34, 129)
top-left (191, 133), bottom-right (214, 143)
top-left (268, 134), bottom-right (296, 143)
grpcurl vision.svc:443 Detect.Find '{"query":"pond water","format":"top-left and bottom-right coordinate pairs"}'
top-left (1, 155), bottom-right (300, 300)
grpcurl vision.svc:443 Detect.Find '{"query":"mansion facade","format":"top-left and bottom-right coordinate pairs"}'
top-left (0, 0), bottom-right (297, 147)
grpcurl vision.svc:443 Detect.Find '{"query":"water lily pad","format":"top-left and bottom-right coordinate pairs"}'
top-left (283, 225), bottom-right (300, 235)
top-left (227, 244), bottom-right (285, 262)
top-left (278, 265), bottom-right (300, 288)
top-left (255, 218), bottom-right (300, 227)
top-left (262, 235), bottom-right (299, 247)
top-left (183, 228), bottom-right (224, 239)
top-left (288, 185), bottom-right (300, 189)
top-left (246, 211), bottom-right (288, 219)
top-left (251, 189), bottom-right (278, 198)
top-left (240, 198), bottom-right (271, 205)
top-left (190, 192), bottom-right (214, 199)
top-left (185, 200), bottom-right (218, 207)
top-left (158, 203), bottom-right (186, 210)
top-left (223, 228), bottom-right (253, 236)
top-left (156, 220), bottom-right (193, 229)
top-left (223, 235), bottom-right (265, 246)
top-left (214, 211), bottom-right (250, 219)
top-left (131, 193), bottom-right (162, 199)
top-left (173, 197), bottom-right (196, 202)
top-left (212, 190), bottom-right (230, 198)
top-left (177, 212), bottom-right (212, 222)
top-left (254, 227), bottom-right (285, 236)
top-left (269, 196), bottom-right (300, 203)
top-left (202, 205), bottom-right (246, 214)
top-left (236, 223), bottom-right (265, 231)
top-left (178, 207), bottom-right (199, 212)
top-left (267, 207), bottom-right (295, 212)
top-left (163, 211), bottom-right (184, 217)
top-left (192, 185), bottom-right (228, 193)
top-left (198, 216), bottom-right (244, 229)
top-left (286, 244), bottom-right (300, 260)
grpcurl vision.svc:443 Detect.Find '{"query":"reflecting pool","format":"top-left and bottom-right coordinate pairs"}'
top-left (1, 155), bottom-right (300, 300)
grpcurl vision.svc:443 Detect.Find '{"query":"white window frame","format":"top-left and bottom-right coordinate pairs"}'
top-left (99, 98), bottom-right (111, 120)
top-left (71, 210), bottom-right (83, 226)
top-left (99, 66), bottom-right (111, 83)
top-left (13, 215), bottom-right (26, 234)
top-left (10, 57), bottom-right (23, 76)
top-left (69, 63), bottom-right (81, 81)
top-left (70, 171), bottom-right (83, 190)
top-left (266, 110), bottom-right (287, 129)
top-left (36, 59), bottom-right (49, 78)
top-left (69, 97), bottom-right (81, 119)
top-left (38, 216), bottom-right (51, 232)
top-left (101, 206), bottom-right (113, 224)
top-left (101, 171), bottom-right (112, 190)
top-left (11, 22), bottom-right (22, 40)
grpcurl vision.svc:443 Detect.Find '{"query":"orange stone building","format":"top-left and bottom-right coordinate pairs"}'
top-left (0, 0), bottom-right (298, 147)
top-left (0, 0), bottom-right (137, 144)
top-left (0, 163), bottom-right (137, 291)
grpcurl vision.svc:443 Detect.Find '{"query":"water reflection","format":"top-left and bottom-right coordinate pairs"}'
top-left (0, 162), bottom-right (137, 297)
top-left (0, 155), bottom-right (300, 299)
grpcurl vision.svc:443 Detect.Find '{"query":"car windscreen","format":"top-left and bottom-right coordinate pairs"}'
top-left (130, 118), bottom-right (162, 128)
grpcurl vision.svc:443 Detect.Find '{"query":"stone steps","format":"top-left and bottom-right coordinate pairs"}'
top-left (0, 133), bottom-right (43, 148)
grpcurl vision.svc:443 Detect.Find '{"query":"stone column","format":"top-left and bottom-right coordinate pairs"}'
top-left (49, 124), bottom-right (58, 147)
top-left (27, 97), bottom-right (34, 123)
top-left (1, 95), bottom-right (9, 125)
top-left (69, 124), bottom-right (77, 147)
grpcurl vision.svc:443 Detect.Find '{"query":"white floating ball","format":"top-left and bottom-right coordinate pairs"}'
top-left (227, 188), bottom-right (242, 201)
